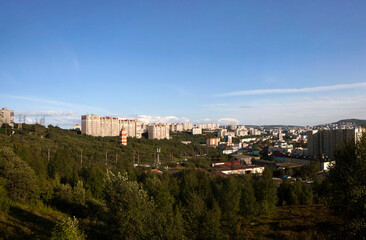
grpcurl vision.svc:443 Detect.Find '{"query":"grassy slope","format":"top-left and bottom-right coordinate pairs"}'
top-left (0, 202), bottom-right (67, 240)
top-left (241, 205), bottom-right (343, 240)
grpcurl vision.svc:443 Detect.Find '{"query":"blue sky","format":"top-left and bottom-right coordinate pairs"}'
top-left (1, 0), bottom-right (366, 127)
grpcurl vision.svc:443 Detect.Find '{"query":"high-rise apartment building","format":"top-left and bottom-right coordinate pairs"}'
top-left (147, 124), bottom-right (170, 140)
top-left (192, 127), bottom-right (202, 135)
top-left (119, 127), bottom-right (127, 145)
top-left (183, 123), bottom-right (193, 131)
top-left (0, 108), bottom-right (14, 127)
top-left (307, 127), bottom-right (364, 160)
top-left (81, 115), bottom-right (142, 138)
top-left (197, 123), bottom-right (219, 130)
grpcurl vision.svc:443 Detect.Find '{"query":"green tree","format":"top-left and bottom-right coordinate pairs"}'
top-left (0, 178), bottom-right (9, 213)
top-left (144, 174), bottom-right (184, 239)
top-left (253, 167), bottom-right (277, 215)
top-left (103, 170), bottom-right (155, 239)
top-left (239, 175), bottom-right (257, 219)
top-left (51, 216), bottom-right (86, 240)
top-left (325, 135), bottom-right (366, 238)
top-left (0, 147), bottom-right (40, 201)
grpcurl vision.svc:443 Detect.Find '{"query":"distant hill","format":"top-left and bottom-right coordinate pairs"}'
top-left (246, 125), bottom-right (304, 129)
top-left (333, 119), bottom-right (366, 126)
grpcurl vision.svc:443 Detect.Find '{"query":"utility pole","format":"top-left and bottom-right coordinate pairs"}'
top-left (133, 151), bottom-right (135, 166)
top-left (116, 153), bottom-right (118, 164)
top-left (48, 149), bottom-right (50, 162)
top-left (137, 151), bottom-right (140, 164)
top-left (156, 148), bottom-right (161, 167)
top-left (105, 152), bottom-right (108, 165)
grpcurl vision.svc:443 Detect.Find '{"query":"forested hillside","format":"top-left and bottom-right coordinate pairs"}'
top-left (0, 124), bottom-right (364, 239)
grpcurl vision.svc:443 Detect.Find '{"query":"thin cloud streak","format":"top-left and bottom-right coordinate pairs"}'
top-left (215, 82), bottom-right (366, 97)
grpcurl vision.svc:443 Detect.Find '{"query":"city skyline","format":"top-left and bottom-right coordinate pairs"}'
top-left (1, 1), bottom-right (366, 127)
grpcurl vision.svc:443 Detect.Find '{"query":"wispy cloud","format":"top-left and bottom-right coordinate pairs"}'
top-left (1, 94), bottom-right (109, 113)
top-left (115, 114), bottom-right (191, 124)
top-left (16, 111), bottom-right (74, 117)
top-left (218, 118), bottom-right (240, 124)
top-left (215, 82), bottom-right (366, 97)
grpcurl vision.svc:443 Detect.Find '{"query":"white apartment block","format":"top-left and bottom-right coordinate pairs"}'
top-left (183, 123), bottom-right (193, 130)
top-left (218, 129), bottom-right (227, 138)
top-left (235, 128), bottom-right (248, 137)
top-left (1, 108), bottom-right (14, 127)
top-left (147, 124), bottom-right (170, 140)
top-left (81, 115), bottom-right (142, 138)
top-left (170, 123), bottom-right (184, 132)
top-left (192, 127), bottom-right (202, 135)
top-left (197, 123), bottom-right (219, 130)
top-left (249, 128), bottom-right (261, 136)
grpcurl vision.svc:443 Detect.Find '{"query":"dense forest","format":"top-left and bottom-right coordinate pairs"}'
top-left (0, 124), bottom-right (365, 239)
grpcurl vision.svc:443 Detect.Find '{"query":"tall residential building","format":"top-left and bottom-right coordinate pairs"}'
top-left (147, 124), bottom-right (170, 140)
top-left (0, 108), bottom-right (14, 127)
top-left (197, 123), bottom-right (220, 130)
top-left (81, 114), bottom-right (142, 138)
top-left (307, 127), bottom-right (364, 160)
top-left (218, 129), bottom-right (228, 138)
top-left (119, 127), bottom-right (127, 146)
top-left (170, 123), bottom-right (184, 132)
top-left (235, 128), bottom-right (248, 137)
top-left (278, 128), bottom-right (283, 141)
top-left (183, 123), bottom-right (193, 131)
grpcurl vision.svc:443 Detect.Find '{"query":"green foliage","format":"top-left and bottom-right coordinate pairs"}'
top-left (325, 135), bottom-right (366, 237)
top-left (239, 175), bottom-right (258, 219)
top-left (253, 167), bottom-right (278, 215)
top-left (0, 178), bottom-right (9, 213)
top-left (81, 165), bottom-right (105, 200)
top-left (51, 216), bottom-right (86, 240)
top-left (293, 160), bottom-right (320, 178)
top-left (0, 124), bottom-right (348, 239)
top-left (0, 123), bottom-right (12, 136)
top-left (103, 170), bottom-right (156, 239)
top-left (278, 179), bottom-right (313, 205)
top-left (0, 147), bottom-right (40, 202)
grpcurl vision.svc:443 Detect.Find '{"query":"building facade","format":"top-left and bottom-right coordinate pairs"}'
top-left (192, 127), bottom-right (202, 135)
top-left (307, 128), bottom-right (364, 160)
top-left (81, 114), bottom-right (142, 138)
top-left (207, 137), bottom-right (220, 147)
top-left (147, 124), bottom-right (170, 140)
top-left (119, 127), bottom-right (127, 145)
top-left (0, 108), bottom-right (14, 127)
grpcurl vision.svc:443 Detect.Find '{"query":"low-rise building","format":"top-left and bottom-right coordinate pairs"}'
top-left (207, 137), bottom-right (220, 147)
top-left (213, 163), bottom-right (265, 176)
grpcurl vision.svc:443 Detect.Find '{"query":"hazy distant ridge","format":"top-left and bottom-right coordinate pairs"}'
top-left (333, 118), bottom-right (366, 126)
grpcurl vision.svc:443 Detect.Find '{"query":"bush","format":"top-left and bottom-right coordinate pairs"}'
top-left (51, 216), bottom-right (86, 240)
top-left (0, 178), bottom-right (9, 213)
